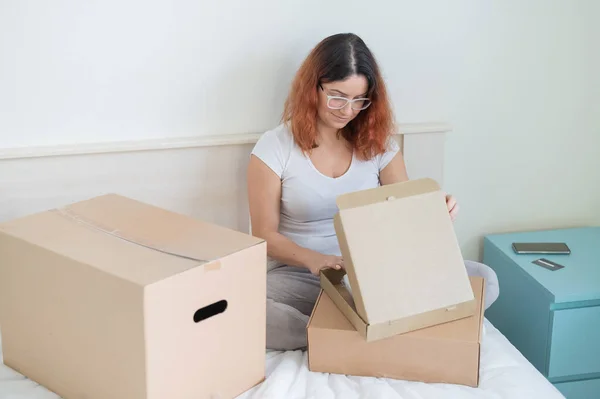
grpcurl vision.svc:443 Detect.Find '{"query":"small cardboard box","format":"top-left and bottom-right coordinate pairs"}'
top-left (323, 178), bottom-right (477, 342)
top-left (307, 277), bottom-right (485, 387)
top-left (0, 194), bottom-right (266, 399)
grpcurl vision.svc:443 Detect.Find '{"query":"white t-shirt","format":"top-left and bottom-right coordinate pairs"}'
top-left (251, 123), bottom-right (400, 270)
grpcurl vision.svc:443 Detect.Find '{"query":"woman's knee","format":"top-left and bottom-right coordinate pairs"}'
top-left (464, 260), bottom-right (499, 310)
top-left (267, 268), bottom-right (320, 316)
top-left (266, 298), bottom-right (309, 351)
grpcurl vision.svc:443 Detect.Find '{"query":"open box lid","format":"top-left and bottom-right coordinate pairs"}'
top-left (330, 178), bottom-right (476, 339)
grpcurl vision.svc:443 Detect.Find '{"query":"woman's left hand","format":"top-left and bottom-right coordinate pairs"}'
top-left (445, 194), bottom-right (459, 221)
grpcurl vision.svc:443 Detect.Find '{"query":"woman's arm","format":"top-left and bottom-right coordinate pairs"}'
top-left (379, 151), bottom-right (409, 185)
top-left (247, 155), bottom-right (343, 274)
top-left (379, 152), bottom-right (459, 221)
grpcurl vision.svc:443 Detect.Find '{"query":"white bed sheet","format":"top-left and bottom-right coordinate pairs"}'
top-left (1, 320), bottom-right (564, 399)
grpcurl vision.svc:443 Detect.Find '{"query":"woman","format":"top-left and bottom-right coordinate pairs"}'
top-left (247, 33), bottom-right (499, 351)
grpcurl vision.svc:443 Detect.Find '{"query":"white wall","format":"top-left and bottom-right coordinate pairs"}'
top-left (1, 1), bottom-right (598, 260)
top-left (0, 0), bottom-right (462, 148)
top-left (443, 0), bottom-right (600, 259)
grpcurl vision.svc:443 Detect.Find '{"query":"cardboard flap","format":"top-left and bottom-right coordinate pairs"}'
top-left (311, 277), bottom-right (484, 341)
top-left (321, 268), bottom-right (345, 285)
top-left (475, 277), bottom-right (486, 343)
top-left (336, 178), bottom-right (440, 211)
top-left (58, 194), bottom-right (263, 262)
top-left (334, 178), bottom-right (474, 325)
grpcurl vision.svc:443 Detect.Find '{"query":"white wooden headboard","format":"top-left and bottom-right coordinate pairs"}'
top-left (0, 122), bottom-right (451, 233)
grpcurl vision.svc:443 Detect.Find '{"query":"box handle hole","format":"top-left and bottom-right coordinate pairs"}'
top-left (193, 300), bottom-right (228, 323)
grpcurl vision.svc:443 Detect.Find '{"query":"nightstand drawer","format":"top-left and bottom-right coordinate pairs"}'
top-left (548, 306), bottom-right (600, 378)
top-left (554, 378), bottom-right (600, 399)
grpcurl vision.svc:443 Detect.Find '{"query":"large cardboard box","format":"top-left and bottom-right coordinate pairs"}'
top-left (0, 194), bottom-right (266, 399)
top-left (323, 178), bottom-right (476, 342)
top-left (307, 277), bottom-right (485, 387)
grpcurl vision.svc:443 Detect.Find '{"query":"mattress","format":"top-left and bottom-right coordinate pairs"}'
top-left (0, 320), bottom-right (564, 399)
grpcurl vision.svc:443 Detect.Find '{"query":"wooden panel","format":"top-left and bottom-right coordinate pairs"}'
top-left (0, 144), bottom-right (254, 234)
top-left (0, 123), bottom-right (451, 160)
top-left (402, 132), bottom-right (446, 185)
top-left (0, 124), bottom-right (450, 236)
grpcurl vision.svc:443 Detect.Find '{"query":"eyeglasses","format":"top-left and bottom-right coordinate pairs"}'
top-left (325, 95), bottom-right (372, 111)
top-left (319, 85), bottom-right (372, 110)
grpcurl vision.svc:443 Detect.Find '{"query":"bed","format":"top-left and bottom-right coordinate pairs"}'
top-left (239, 319), bottom-right (564, 399)
top-left (0, 123), bottom-right (565, 398)
top-left (0, 320), bottom-right (565, 398)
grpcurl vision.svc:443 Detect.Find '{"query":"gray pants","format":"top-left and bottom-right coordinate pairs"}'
top-left (266, 260), bottom-right (500, 351)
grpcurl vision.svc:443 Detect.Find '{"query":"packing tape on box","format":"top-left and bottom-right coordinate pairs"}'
top-left (204, 262), bottom-right (221, 272)
top-left (53, 207), bottom-right (214, 265)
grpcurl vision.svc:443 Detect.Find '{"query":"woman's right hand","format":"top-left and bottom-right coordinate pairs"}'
top-left (304, 253), bottom-right (344, 276)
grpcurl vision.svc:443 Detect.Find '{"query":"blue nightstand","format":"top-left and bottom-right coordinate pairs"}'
top-left (483, 227), bottom-right (600, 399)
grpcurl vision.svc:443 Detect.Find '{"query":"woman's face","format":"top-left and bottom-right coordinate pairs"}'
top-left (317, 74), bottom-right (369, 131)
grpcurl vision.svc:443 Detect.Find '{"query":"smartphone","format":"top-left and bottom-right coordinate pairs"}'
top-left (512, 242), bottom-right (571, 255)
top-left (532, 258), bottom-right (565, 271)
